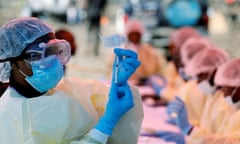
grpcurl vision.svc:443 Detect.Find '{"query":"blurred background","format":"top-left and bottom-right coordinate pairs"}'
top-left (0, 0), bottom-right (240, 80)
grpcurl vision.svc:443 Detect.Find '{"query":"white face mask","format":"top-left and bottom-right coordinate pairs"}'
top-left (225, 96), bottom-right (234, 105)
top-left (197, 80), bottom-right (216, 95)
top-left (224, 87), bottom-right (238, 106)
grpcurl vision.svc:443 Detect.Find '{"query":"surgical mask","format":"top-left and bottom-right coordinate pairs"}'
top-left (19, 55), bottom-right (64, 93)
top-left (225, 87), bottom-right (238, 105)
top-left (23, 39), bottom-right (71, 68)
top-left (197, 80), bottom-right (216, 95)
top-left (225, 96), bottom-right (234, 105)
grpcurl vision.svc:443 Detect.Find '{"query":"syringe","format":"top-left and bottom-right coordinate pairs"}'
top-left (114, 55), bottom-right (119, 84)
top-left (99, 34), bottom-right (126, 84)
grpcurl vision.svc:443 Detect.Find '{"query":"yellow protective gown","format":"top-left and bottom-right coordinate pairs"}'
top-left (160, 61), bottom-right (185, 102)
top-left (0, 77), bottom-right (143, 144)
top-left (106, 43), bottom-right (167, 84)
top-left (177, 80), bottom-right (207, 126)
top-left (187, 91), bottom-right (240, 144)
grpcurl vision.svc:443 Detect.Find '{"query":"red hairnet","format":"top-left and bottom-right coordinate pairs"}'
top-left (180, 36), bottom-right (215, 65)
top-left (214, 58), bottom-right (240, 87)
top-left (185, 48), bottom-right (229, 77)
top-left (169, 27), bottom-right (200, 50)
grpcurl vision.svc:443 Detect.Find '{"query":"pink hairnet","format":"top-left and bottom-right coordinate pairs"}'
top-left (214, 58), bottom-right (240, 87)
top-left (184, 48), bottom-right (229, 77)
top-left (180, 36), bottom-right (215, 65)
top-left (125, 19), bottom-right (145, 36)
top-left (169, 26), bottom-right (200, 49)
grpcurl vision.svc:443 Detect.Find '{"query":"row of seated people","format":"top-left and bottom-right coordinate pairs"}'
top-left (107, 18), bottom-right (240, 143)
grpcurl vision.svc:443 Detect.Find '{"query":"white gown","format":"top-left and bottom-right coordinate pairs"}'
top-left (0, 77), bottom-right (143, 144)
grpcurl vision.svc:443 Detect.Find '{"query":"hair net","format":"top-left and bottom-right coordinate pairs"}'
top-left (214, 58), bottom-right (240, 87)
top-left (184, 48), bottom-right (229, 77)
top-left (180, 36), bottom-right (214, 65)
top-left (0, 62), bottom-right (10, 82)
top-left (0, 17), bottom-right (53, 82)
top-left (125, 19), bottom-right (145, 36)
top-left (0, 17), bottom-right (53, 60)
top-left (169, 27), bottom-right (200, 50)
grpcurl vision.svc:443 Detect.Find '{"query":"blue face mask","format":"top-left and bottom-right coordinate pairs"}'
top-left (19, 56), bottom-right (64, 93)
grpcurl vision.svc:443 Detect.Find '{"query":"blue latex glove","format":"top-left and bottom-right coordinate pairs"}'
top-left (167, 96), bottom-right (192, 135)
top-left (112, 48), bottom-right (140, 85)
top-left (165, 104), bottom-right (177, 125)
top-left (151, 83), bottom-right (164, 96)
top-left (141, 131), bottom-right (185, 144)
top-left (165, 117), bottom-right (177, 125)
top-left (95, 83), bottom-right (134, 135)
top-left (147, 75), bottom-right (167, 96)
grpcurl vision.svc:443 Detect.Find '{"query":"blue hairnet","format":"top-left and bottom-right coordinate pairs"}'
top-left (0, 62), bottom-right (10, 82)
top-left (0, 17), bottom-right (53, 60)
top-left (0, 17), bottom-right (53, 81)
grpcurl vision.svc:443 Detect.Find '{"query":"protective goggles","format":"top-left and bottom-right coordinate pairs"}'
top-left (23, 39), bottom-right (71, 68)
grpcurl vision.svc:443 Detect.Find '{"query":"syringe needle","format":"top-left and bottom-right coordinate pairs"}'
top-left (114, 55), bottom-right (119, 84)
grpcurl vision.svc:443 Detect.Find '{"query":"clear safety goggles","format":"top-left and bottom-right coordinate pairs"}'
top-left (23, 39), bottom-right (71, 68)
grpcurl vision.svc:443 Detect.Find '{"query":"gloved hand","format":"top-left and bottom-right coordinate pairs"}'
top-left (165, 117), bottom-right (177, 125)
top-left (167, 96), bottom-right (192, 135)
top-left (95, 82), bottom-right (134, 135)
top-left (112, 48), bottom-right (140, 85)
top-left (147, 75), bottom-right (167, 96)
top-left (141, 131), bottom-right (185, 144)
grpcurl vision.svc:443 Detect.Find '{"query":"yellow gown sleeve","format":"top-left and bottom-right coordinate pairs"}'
top-left (178, 80), bottom-right (207, 126)
top-left (187, 92), bottom-right (240, 144)
top-left (161, 61), bottom-right (185, 102)
top-left (187, 130), bottom-right (240, 144)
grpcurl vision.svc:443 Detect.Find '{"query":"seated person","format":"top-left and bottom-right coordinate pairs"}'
top-left (179, 36), bottom-right (215, 81)
top-left (142, 47), bottom-right (230, 144)
top-left (159, 27), bottom-right (201, 102)
top-left (107, 19), bottom-right (167, 97)
top-left (187, 57), bottom-right (240, 143)
top-left (169, 48), bottom-right (229, 128)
